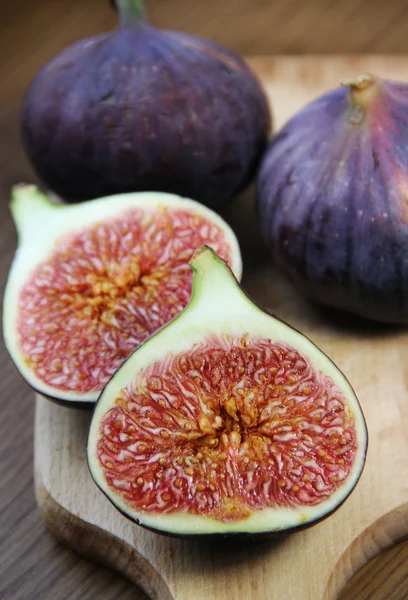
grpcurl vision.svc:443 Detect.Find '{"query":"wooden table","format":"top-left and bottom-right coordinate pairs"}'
top-left (1, 3), bottom-right (408, 599)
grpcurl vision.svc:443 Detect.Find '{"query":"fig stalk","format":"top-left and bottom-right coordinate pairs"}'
top-left (345, 74), bottom-right (381, 125)
top-left (116, 0), bottom-right (147, 26)
top-left (10, 184), bottom-right (56, 242)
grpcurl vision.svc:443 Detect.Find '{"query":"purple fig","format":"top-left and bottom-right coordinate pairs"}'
top-left (257, 73), bottom-right (408, 323)
top-left (21, 0), bottom-right (271, 209)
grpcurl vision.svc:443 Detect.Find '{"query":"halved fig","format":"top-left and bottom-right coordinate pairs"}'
top-left (88, 247), bottom-right (367, 537)
top-left (3, 186), bottom-right (241, 404)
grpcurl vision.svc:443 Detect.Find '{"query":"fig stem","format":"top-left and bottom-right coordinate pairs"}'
top-left (10, 185), bottom-right (55, 242)
top-left (115, 0), bottom-right (147, 27)
top-left (189, 246), bottom-right (249, 318)
top-left (343, 73), bottom-right (373, 92)
top-left (341, 73), bottom-right (381, 125)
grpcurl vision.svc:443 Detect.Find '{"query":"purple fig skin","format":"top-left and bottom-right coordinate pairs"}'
top-left (257, 74), bottom-right (408, 324)
top-left (21, 23), bottom-right (271, 209)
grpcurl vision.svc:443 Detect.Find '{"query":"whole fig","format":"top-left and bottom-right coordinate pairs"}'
top-left (257, 73), bottom-right (408, 324)
top-left (22, 0), bottom-right (271, 209)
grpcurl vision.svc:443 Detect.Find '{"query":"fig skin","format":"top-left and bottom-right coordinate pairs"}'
top-left (21, 3), bottom-right (271, 209)
top-left (257, 73), bottom-right (408, 323)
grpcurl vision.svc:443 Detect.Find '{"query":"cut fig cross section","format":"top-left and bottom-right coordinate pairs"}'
top-left (3, 186), bottom-right (241, 404)
top-left (88, 247), bottom-right (367, 537)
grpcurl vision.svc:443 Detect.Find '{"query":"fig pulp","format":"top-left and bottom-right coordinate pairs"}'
top-left (3, 186), bottom-right (241, 404)
top-left (21, 0), bottom-right (271, 209)
top-left (257, 73), bottom-right (408, 323)
top-left (87, 247), bottom-right (367, 537)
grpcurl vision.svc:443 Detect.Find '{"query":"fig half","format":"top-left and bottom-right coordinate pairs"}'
top-left (3, 186), bottom-right (241, 404)
top-left (87, 247), bottom-right (367, 537)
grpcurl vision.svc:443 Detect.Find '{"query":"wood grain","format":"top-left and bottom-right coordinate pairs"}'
top-left (341, 542), bottom-right (408, 600)
top-left (33, 56), bottom-right (408, 600)
top-left (3, 0), bottom-right (408, 56)
top-left (1, 0), bottom-right (408, 596)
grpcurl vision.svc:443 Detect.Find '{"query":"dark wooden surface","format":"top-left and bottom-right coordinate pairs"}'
top-left (3, 0), bottom-right (408, 56)
top-left (1, 1), bottom-right (408, 599)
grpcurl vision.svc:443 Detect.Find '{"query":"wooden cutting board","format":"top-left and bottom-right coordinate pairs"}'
top-left (34, 56), bottom-right (408, 600)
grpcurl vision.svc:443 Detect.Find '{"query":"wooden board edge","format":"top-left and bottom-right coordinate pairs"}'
top-left (324, 502), bottom-right (408, 599)
top-left (34, 471), bottom-right (173, 600)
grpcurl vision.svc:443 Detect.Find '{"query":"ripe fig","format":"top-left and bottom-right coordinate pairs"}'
top-left (257, 73), bottom-right (408, 323)
top-left (3, 185), bottom-right (241, 404)
top-left (87, 247), bottom-right (367, 537)
top-left (21, 0), bottom-right (271, 209)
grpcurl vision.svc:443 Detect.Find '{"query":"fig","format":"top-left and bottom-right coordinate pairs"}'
top-left (257, 73), bottom-right (408, 323)
top-left (21, 0), bottom-right (271, 209)
top-left (87, 246), bottom-right (367, 537)
top-left (3, 185), bottom-right (241, 404)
